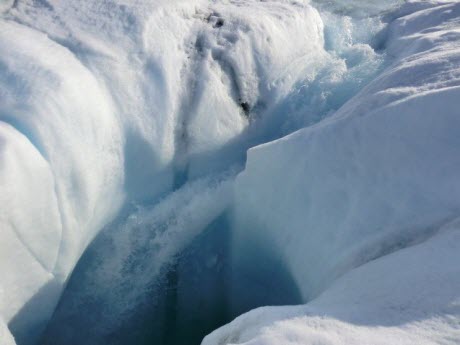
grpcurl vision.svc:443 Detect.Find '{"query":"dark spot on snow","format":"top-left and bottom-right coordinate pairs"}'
top-left (195, 35), bottom-right (205, 54)
top-left (206, 12), bottom-right (225, 29)
top-left (36, 0), bottom-right (54, 11)
top-left (240, 102), bottom-right (250, 116)
top-left (214, 18), bottom-right (225, 28)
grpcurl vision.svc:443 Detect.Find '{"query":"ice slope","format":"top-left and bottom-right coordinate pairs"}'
top-left (0, 0), bottom-right (390, 343)
top-left (204, 219), bottom-right (460, 345)
top-left (207, 0), bottom-right (460, 343)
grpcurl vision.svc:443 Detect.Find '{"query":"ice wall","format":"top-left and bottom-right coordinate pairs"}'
top-left (232, 0), bottom-right (460, 301)
top-left (205, 218), bottom-right (460, 345)
top-left (0, 18), bottom-right (124, 342)
top-left (209, 1), bottom-right (460, 343)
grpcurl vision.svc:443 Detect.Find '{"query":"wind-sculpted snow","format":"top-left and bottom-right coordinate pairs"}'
top-left (206, 1), bottom-right (460, 344)
top-left (2, 0), bottom-right (456, 344)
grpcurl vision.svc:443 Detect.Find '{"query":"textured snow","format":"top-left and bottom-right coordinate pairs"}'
top-left (206, 0), bottom-right (460, 344)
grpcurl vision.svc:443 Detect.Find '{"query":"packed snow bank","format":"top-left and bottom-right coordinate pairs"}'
top-left (1, 0), bottom-right (388, 342)
top-left (218, 0), bottom-right (460, 343)
top-left (204, 219), bottom-right (460, 345)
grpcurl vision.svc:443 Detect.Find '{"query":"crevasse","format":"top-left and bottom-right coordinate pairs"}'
top-left (0, 0), bottom-right (434, 344)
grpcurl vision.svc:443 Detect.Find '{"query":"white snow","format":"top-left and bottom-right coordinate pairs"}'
top-left (1, 0), bottom-right (459, 344)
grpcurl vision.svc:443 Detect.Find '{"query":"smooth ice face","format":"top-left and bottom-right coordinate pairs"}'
top-left (232, 0), bottom-right (460, 300)
top-left (204, 219), bottom-right (460, 345)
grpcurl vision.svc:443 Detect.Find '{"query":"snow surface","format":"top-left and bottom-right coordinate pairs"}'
top-left (206, 0), bottom-right (460, 344)
top-left (1, 0), bottom-right (459, 344)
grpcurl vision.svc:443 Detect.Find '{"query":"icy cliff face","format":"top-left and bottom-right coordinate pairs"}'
top-left (205, 1), bottom-right (460, 344)
top-left (232, 0), bottom-right (460, 301)
top-left (1, 0), bottom-right (459, 344)
top-left (205, 219), bottom-right (460, 345)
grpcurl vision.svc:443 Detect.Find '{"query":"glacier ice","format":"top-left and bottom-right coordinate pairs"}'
top-left (1, 0), bottom-right (460, 344)
top-left (208, 1), bottom-right (460, 344)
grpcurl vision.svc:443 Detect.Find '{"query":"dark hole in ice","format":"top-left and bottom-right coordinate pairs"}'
top-left (214, 18), bottom-right (224, 28)
top-left (240, 102), bottom-right (250, 116)
top-left (39, 213), bottom-right (302, 345)
top-left (206, 12), bottom-right (224, 29)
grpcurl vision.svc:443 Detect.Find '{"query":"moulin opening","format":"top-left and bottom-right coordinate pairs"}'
top-left (39, 211), bottom-right (302, 345)
top-left (24, 4), bottom-right (396, 345)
